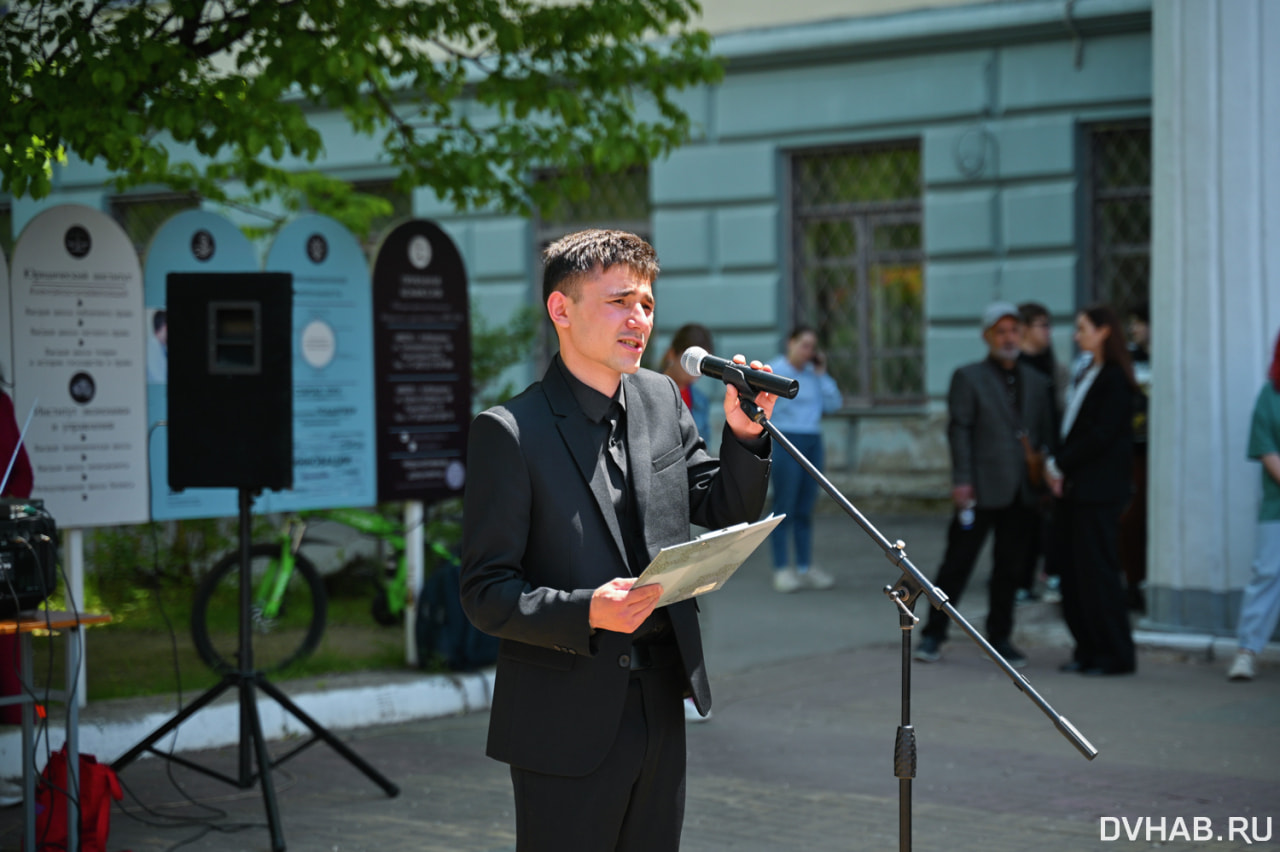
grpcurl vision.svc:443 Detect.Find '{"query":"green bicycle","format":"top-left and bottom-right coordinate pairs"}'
top-left (189, 506), bottom-right (456, 675)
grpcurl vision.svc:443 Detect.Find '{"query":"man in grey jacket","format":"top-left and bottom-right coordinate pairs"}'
top-left (914, 301), bottom-right (1056, 667)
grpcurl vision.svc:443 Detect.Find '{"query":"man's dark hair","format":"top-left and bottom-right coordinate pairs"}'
top-left (1018, 301), bottom-right (1049, 324)
top-left (542, 230), bottom-right (659, 303)
top-left (1129, 300), bottom-right (1150, 324)
top-left (153, 309), bottom-right (167, 333)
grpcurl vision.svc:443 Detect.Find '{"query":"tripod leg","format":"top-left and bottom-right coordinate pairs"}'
top-left (255, 676), bottom-right (401, 797)
top-left (243, 678), bottom-right (288, 852)
top-left (110, 676), bottom-right (235, 773)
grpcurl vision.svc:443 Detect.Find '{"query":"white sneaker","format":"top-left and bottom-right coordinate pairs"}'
top-left (773, 568), bottom-right (802, 593)
top-left (1228, 651), bottom-right (1256, 681)
top-left (798, 566), bottom-right (835, 590)
top-left (684, 697), bottom-right (711, 723)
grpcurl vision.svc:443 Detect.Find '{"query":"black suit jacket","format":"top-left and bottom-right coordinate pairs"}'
top-left (1057, 361), bottom-right (1134, 504)
top-left (460, 359), bottom-right (771, 777)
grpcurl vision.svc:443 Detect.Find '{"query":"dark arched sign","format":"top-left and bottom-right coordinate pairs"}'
top-left (371, 220), bottom-right (471, 502)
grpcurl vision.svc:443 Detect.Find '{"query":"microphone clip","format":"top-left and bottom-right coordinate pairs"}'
top-left (721, 364), bottom-right (767, 424)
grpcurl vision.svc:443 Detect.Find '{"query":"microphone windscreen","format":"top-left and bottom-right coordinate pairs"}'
top-left (681, 346), bottom-right (709, 377)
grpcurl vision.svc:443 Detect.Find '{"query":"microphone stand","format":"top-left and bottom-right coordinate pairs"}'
top-left (720, 365), bottom-right (1097, 852)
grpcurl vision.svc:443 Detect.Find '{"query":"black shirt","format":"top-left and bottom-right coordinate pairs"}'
top-left (555, 358), bottom-right (672, 645)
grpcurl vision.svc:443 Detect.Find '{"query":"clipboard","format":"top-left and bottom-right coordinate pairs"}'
top-left (632, 514), bottom-right (785, 607)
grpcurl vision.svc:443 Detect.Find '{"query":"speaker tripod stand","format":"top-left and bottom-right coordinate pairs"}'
top-left (111, 488), bottom-right (399, 852)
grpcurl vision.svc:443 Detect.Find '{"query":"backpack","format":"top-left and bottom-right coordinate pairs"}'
top-left (31, 747), bottom-right (123, 852)
top-left (415, 555), bottom-right (499, 672)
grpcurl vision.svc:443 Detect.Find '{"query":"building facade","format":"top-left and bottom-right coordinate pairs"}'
top-left (6, 0), bottom-right (1279, 641)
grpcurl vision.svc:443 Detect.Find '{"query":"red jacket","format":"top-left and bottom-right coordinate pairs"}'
top-left (0, 392), bottom-right (34, 498)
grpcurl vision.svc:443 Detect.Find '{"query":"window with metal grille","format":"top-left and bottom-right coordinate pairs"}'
top-left (1084, 122), bottom-right (1150, 318)
top-left (108, 192), bottom-right (200, 258)
top-left (531, 166), bottom-right (652, 366)
top-left (533, 166), bottom-right (652, 253)
top-left (790, 142), bottom-right (924, 407)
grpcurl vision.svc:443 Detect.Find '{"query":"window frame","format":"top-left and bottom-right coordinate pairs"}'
top-left (786, 140), bottom-right (926, 410)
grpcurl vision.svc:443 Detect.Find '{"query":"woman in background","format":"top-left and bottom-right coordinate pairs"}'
top-left (659, 323), bottom-right (715, 438)
top-left (1046, 305), bottom-right (1137, 676)
top-left (1227, 330), bottom-right (1280, 681)
top-left (766, 326), bottom-right (842, 593)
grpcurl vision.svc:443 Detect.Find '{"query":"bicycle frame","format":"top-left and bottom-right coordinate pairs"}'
top-left (253, 521), bottom-right (302, 622)
top-left (251, 506), bottom-right (457, 623)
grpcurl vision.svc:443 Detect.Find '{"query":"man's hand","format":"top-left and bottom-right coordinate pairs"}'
top-left (723, 355), bottom-right (778, 440)
top-left (1048, 474), bottom-right (1064, 498)
top-left (589, 578), bottom-right (662, 634)
top-left (951, 484), bottom-right (975, 508)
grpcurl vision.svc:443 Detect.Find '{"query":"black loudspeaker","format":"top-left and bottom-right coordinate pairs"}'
top-left (166, 273), bottom-right (294, 491)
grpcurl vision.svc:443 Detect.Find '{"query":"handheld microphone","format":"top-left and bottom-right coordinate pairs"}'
top-left (680, 346), bottom-right (799, 399)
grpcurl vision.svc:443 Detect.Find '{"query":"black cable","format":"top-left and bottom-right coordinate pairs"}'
top-left (144, 520), bottom-right (231, 822)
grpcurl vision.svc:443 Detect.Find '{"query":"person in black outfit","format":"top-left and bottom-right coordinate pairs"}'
top-left (1046, 304), bottom-right (1137, 676)
top-left (460, 229), bottom-right (776, 851)
top-left (1119, 301), bottom-right (1151, 611)
top-left (1015, 301), bottom-right (1065, 603)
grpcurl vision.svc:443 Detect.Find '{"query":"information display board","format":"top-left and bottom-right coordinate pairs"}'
top-left (143, 209), bottom-right (259, 520)
top-left (371, 220), bottom-right (471, 503)
top-left (261, 214), bottom-right (377, 512)
top-left (10, 205), bottom-right (148, 526)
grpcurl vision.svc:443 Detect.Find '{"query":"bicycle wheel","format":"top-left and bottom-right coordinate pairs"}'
top-left (190, 543), bottom-right (328, 675)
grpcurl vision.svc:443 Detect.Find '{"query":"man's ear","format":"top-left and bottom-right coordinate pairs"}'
top-left (547, 291), bottom-right (571, 329)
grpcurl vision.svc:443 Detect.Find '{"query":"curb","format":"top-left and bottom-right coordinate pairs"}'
top-left (0, 668), bottom-right (496, 771)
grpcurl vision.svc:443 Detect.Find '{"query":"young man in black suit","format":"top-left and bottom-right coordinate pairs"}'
top-left (460, 229), bottom-right (775, 851)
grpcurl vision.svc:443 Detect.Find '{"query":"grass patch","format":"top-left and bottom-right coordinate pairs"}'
top-left (25, 581), bottom-right (417, 703)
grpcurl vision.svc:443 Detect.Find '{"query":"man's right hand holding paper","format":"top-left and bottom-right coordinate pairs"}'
top-left (589, 578), bottom-right (663, 633)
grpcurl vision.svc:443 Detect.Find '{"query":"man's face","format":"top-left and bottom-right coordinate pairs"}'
top-left (984, 316), bottom-right (1022, 362)
top-left (548, 264), bottom-right (654, 395)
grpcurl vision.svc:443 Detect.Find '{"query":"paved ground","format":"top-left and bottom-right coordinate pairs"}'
top-left (2, 507), bottom-right (1278, 852)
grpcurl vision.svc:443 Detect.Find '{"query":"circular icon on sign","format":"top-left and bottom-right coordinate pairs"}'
top-left (445, 461), bottom-right (466, 490)
top-left (300, 320), bottom-right (336, 369)
top-left (65, 226), bottom-right (91, 259)
top-left (69, 372), bottom-right (96, 404)
top-left (191, 229), bottom-right (216, 262)
top-left (306, 233), bottom-right (329, 264)
top-left (408, 235), bottom-right (432, 270)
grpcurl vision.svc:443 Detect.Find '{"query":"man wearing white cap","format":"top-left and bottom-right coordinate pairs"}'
top-left (914, 301), bottom-right (1056, 667)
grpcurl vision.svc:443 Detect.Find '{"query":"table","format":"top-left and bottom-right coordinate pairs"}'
top-left (0, 610), bottom-right (111, 852)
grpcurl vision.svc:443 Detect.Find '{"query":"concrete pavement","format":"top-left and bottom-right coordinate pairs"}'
top-left (1, 507), bottom-right (1277, 851)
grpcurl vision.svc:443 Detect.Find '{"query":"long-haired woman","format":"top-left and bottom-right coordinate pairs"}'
top-left (1046, 304), bottom-right (1137, 675)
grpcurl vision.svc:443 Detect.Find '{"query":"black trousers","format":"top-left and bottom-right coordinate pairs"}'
top-left (510, 663), bottom-right (687, 852)
top-left (922, 502), bottom-right (1036, 645)
top-left (1057, 499), bottom-right (1136, 672)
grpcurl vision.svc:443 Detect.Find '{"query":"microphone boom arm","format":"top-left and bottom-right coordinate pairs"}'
top-left (729, 387), bottom-right (1099, 762)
